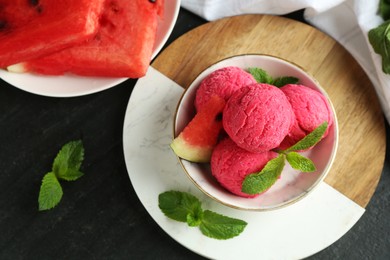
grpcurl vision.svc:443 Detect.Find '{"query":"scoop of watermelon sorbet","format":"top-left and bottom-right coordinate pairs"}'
top-left (211, 138), bottom-right (278, 198)
top-left (194, 66), bottom-right (256, 112)
top-left (223, 83), bottom-right (294, 153)
top-left (278, 84), bottom-right (333, 150)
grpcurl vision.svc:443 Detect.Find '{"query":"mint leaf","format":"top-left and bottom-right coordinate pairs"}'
top-left (368, 21), bottom-right (390, 74)
top-left (272, 76), bottom-right (299, 87)
top-left (248, 67), bottom-right (273, 84)
top-left (187, 211), bottom-right (203, 227)
top-left (248, 67), bottom-right (299, 87)
top-left (38, 172), bottom-right (63, 211)
top-left (158, 191), bottom-right (203, 225)
top-left (38, 140), bottom-right (86, 211)
top-left (285, 122), bottom-right (328, 152)
top-left (158, 191), bottom-right (248, 239)
top-left (379, 0), bottom-right (390, 20)
top-left (286, 152), bottom-right (316, 172)
top-left (53, 140), bottom-right (84, 181)
top-left (242, 154), bottom-right (285, 195)
top-left (199, 210), bottom-right (247, 240)
top-left (58, 169), bottom-right (84, 181)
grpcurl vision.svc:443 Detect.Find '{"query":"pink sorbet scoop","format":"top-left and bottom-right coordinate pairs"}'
top-left (278, 84), bottom-right (333, 150)
top-left (211, 138), bottom-right (278, 198)
top-left (195, 66), bottom-right (256, 112)
top-left (223, 83), bottom-right (294, 153)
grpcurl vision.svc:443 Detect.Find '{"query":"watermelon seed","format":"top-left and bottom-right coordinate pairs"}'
top-left (0, 20), bottom-right (7, 31)
top-left (29, 0), bottom-right (39, 6)
top-left (149, 0), bottom-right (157, 3)
top-left (109, 2), bottom-right (120, 13)
top-left (29, 0), bottom-right (43, 13)
top-left (215, 113), bottom-right (223, 122)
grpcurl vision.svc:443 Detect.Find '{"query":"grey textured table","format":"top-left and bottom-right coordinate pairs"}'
top-left (0, 8), bottom-right (388, 259)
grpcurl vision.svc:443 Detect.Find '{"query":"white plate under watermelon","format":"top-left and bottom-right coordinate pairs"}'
top-left (0, 0), bottom-right (181, 97)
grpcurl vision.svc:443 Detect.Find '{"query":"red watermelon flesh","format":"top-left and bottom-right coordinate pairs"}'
top-left (171, 95), bottom-right (226, 163)
top-left (13, 0), bottom-right (164, 78)
top-left (0, 0), bottom-right (105, 68)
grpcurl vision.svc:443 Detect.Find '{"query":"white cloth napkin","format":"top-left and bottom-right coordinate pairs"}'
top-left (181, 0), bottom-right (390, 123)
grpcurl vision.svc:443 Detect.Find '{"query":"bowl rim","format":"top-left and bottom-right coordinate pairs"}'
top-left (172, 53), bottom-right (339, 211)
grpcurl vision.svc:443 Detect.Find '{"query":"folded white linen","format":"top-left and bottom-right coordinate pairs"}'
top-left (181, 0), bottom-right (390, 123)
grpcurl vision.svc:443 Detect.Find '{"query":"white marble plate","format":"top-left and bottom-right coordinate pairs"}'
top-left (122, 67), bottom-right (365, 259)
top-left (0, 0), bottom-right (180, 97)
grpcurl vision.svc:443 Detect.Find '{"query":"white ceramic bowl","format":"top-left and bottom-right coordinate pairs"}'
top-left (173, 54), bottom-right (339, 211)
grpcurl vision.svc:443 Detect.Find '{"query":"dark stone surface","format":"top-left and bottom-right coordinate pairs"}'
top-left (0, 8), bottom-right (388, 260)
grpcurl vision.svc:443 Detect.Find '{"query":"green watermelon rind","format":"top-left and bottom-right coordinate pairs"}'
top-left (170, 136), bottom-right (213, 163)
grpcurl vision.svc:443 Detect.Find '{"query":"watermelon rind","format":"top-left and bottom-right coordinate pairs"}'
top-left (7, 64), bottom-right (26, 73)
top-left (170, 136), bottom-right (213, 163)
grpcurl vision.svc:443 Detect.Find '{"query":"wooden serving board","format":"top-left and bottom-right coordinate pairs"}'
top-left (152, 14), bottom-right (386, 208)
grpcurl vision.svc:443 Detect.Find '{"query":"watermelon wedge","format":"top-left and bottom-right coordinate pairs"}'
top-left (171, 95), bottom-right (226, 163)
top-left (10, 0), bottom-right (164, 78)
top-left (0, 0), bottom-right (105, 68)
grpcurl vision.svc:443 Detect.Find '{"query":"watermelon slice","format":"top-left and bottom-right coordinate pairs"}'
top-left (171, 95), bottom-right (226, 163)
top-left (10, 0), bottom-right (164, 78)
top-left (0, 0), bottom-right (105, 68)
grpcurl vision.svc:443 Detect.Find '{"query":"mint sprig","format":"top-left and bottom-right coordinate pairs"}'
top-left (248, 67), bottom-right (273, 84)
top-left (368, 0), bottom-right (390, 74)
top-left (368, 21), bottom-right (390, 74)
top-left (241, 154), bottom-right (285, 195)
top-left (53, 140), bottom-right (84, 181)
top-left (38, 140), bottom-right (85, 211)
top-left (248, 67), bottom-right (299, 87)
top-left (284, 122), bottom-right (328, 152)
top-left (379, 0), bottom-right (390, 21)
top-left (286, 152), bottom-right (316, 172)
top-left (242, 122), bottom-right (327, 195)
top-left (199, 210), bottom-right (247, 240)
top-left (159, 191), bottom-right (247, 240)
top-left (38, 172), bottom-right (63, 211)
top-left (158, 190), bottom-right (203, 225)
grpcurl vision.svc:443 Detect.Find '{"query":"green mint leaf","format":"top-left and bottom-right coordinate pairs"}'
top-left (159, 191), bottom-right (248, 239)
top-left (158, 191), bottom-right (203, 225)
top-left (248, 67), bottom-right (273, 84)
top-left (286, 152), bottom-right (316, 172)
top-left (38, 172), bottom-right (63, 211)
top-left (368, 21), bottom-right (390, 74)
top-left (53, 140), bottom-right (85, 181)
top-left (242, 154), bottom-right (285, 195)
top-left (379, 0), bottom-right (390, 20)
top-left (187, 211), bottom-right (204, 227)
top-left (285, 121), bottom-right (328, 152)
top-left (248, 67), bottom-right (300, 87)
top-left (59, 169), bottom-right (84, 181)
top-left (272, 76), bottom-right (299, 88)
top-left (199, 210), bottom-right (247, 240)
